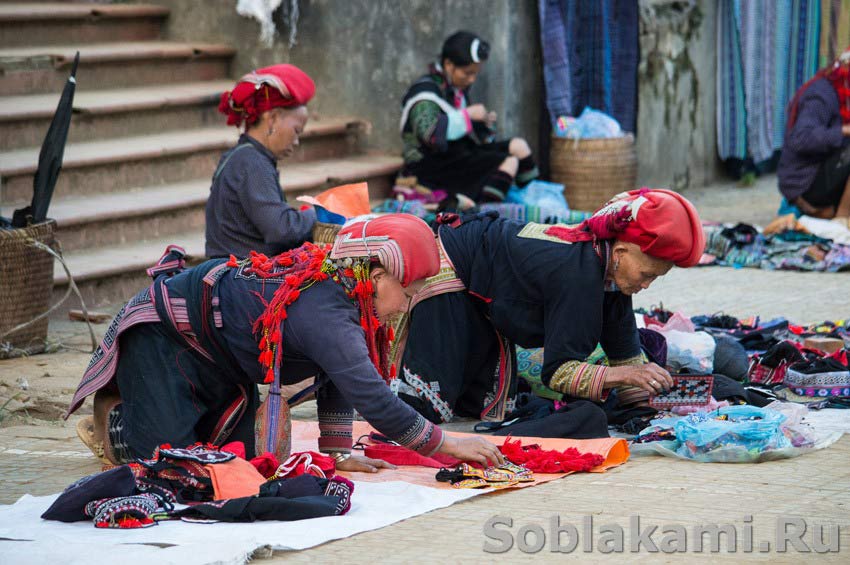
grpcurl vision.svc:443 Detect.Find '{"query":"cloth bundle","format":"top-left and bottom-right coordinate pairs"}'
top-left (42, 444), bottom-right (355, 529)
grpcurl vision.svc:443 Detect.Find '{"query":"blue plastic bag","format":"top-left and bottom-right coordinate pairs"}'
top-left (505, 180), bottom-right (570, 216)
top-left (556, 107), bottom-right (624, 139)
top-left (674, 405), bottom-right (790, 461)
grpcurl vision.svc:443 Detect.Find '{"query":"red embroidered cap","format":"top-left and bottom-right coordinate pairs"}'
top-left (331, 214), bottom-right (440, 287)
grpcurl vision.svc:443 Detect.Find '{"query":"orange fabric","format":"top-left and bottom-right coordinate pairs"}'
top-left (291, 421), bottom-right (629, 491)
top-left (205, 457), bottom-right (267, 500)
top-left (296, 182), bottom-right (372, 218)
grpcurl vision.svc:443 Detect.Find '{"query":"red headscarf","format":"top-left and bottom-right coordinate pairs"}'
top-left (330, 214), bottom-right (440, 287)
top-left (787, 47), bottom-right (850, 131)
top-left (218, 64), bottom-right (316, 128)
top-left (545, 188), bottom-right (705, 268)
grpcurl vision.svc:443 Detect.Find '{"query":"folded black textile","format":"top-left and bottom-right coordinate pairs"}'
top-left (42, 465), bottom-right (136, 522)
top-left (169, 495), bottom-right (340, 523)
top-left (489, 400), bottom-right (610, 439)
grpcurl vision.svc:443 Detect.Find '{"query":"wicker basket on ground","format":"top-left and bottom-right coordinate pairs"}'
top-left (312, 221), bottom-right (342, 246)
top-left (0, 220), bottom-right (57, 357)
top-left (549, 134), bottom-right (638, 212)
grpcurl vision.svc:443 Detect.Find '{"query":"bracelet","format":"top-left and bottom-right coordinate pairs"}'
top-left (331, 452), bottom-right (350, 464)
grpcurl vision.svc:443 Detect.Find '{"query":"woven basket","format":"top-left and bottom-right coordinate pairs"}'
top-left (549, 134), bottom-right (638, 212)
top-left (0, 220), bottom-right (57, 356)
top-left (312, 221), bottom-right (342, 246)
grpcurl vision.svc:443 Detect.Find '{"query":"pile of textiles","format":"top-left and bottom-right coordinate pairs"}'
top-left (630, 402), bottom-right (832, 463)
top-left (516, 307), bottom-right (850, 441)
top-left (371, 198), bottom-right (593, 228)
top-left (700, 221), bottom-right (850, 272)
top-left (41, 443), bottom-right (354, 529)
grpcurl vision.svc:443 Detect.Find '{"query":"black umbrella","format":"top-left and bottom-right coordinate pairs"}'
top-left (12, 51), bottom-right (79, 227)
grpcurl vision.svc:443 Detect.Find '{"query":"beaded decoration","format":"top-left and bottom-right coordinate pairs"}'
top-left (227, 242), bottom-right (396, 386)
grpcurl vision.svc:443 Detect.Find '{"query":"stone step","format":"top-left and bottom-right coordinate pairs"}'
top-left (49, 153), bottom-right (402, 310)
top-left (0, 119), bottom-right (370, 203)
top-left (0, 80), bottom-right (233, 150)
top-left (52, 229), bottom-right (206, 311)
top-left (3, 153), bottom-right (402, 253)
top-left (0, 3), bottom-right (169, 47)
top-left (0, 40), bottom-right (233, 96)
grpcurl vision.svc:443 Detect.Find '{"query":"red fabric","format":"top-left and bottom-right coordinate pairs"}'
top-left (333, 214), bottom-right (440, 287)
top-left (272, 451), bottom-right (336, 480)
top-left (364, 444), bottom-right (461, 468)
top-left (498, 438), bottom-right (604, 473)
top-left (250, 452), bottom-right (280, 478)
top-left (788, 47), bottom-right (850, 130)
top-left (220, 441), bottom-right (246, 459)
top-left (219, 64), bottom-right (316, 128)
top-left (544, 188), bottom-right (705, 268)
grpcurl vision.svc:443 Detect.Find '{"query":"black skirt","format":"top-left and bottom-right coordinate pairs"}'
top-left (405, 138), bottom-right (512, 199)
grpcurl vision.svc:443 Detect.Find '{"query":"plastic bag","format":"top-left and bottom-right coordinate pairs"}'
top-left (556, 107), bottom-right (624, 139)
top-left (674, 406), bottom-right (790, 461)
top-left (506, 180), bottom-right (570, 218)
top-left (659, 330), bottom-right (715, 373)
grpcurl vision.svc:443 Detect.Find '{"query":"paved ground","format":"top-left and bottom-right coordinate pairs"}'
top-left (1, 173), bottom-right (849, 561)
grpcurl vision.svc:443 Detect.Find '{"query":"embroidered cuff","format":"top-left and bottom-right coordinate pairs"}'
top-left (609, 354), bottom-right (644, 367)
top-left (615, 386), bottom-right (650, 406)
top-left (318, 409), bottom-right (354, 453)
top-left (548, 361), bottom-right (607, 401)
top-left (396, 416), bottom-right (444, 456)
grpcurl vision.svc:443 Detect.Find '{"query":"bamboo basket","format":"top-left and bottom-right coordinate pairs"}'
top-left (0, 220), bottom-right (57, 356)
top-left (311, 221), bottom-right (342, 246)
top-left (549, 134), bottom-right (638, 212)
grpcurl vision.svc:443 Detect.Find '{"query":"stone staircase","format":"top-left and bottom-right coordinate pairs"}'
top-left (0, 1), bottom-right (401, 311)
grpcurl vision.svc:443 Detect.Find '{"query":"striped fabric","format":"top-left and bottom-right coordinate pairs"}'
top-left (317, 410), bottom-right (355, 453)
top-left (538, 0), bottom-right (639, 132)
top-left (717, 0), bottom-right (820, 162)
top-left (548, 360), bottom-right (607, 401)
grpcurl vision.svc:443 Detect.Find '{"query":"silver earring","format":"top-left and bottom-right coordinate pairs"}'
top-left (267, 127), bottom-right (275, 136)
top-left (613, 259), bottom-right (620, 272)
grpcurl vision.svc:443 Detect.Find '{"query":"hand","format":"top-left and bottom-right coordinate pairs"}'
top-left (439, 436), bottom-right (505, 466)
top-left (485, 111), bottom-right (497, 127)
top-left (605, 363), bottom-right (674, 395)
top-left (466, 103), bottom-right (489, 122)
top-left (842, 124), bottom-right (850, 136)
top-left (334, 454), bottom-right (397, 473)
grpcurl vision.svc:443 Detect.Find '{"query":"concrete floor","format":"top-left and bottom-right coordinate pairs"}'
top-left (1, 173), bottom-right (849, 561)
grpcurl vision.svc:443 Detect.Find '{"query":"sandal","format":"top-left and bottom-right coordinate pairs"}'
top-left (76, 416), bottom-right (112, 466)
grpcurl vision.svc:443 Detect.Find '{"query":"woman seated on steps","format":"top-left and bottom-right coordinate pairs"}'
top-left (206, 64), bottom-right (317, 259)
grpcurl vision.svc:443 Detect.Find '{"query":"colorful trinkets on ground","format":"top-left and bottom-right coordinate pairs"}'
top-left (435, 461), bottom-right (534, 489)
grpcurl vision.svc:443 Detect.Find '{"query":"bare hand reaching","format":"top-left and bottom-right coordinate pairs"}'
top-left (335, 454), bottom-right (397, 473)
top-left (439, 435), bottom-right (505, 466)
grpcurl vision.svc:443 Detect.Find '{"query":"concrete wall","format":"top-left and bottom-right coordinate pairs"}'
top-left (636, 0), bottom-right (720, 190)
top-left (156, 0), bottom-right (542, 155)
top-left (156, 0), bottom-right (721, 190)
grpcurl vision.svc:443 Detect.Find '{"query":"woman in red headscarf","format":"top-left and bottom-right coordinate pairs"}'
top-left (206, 64), bottom-right (319, 258)
top-left (778, 48), bottom-right (850, 227)
top-left (396, 189), bottom-right (705, 433)
top-left (68, 214), bottom-right (504, 470)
